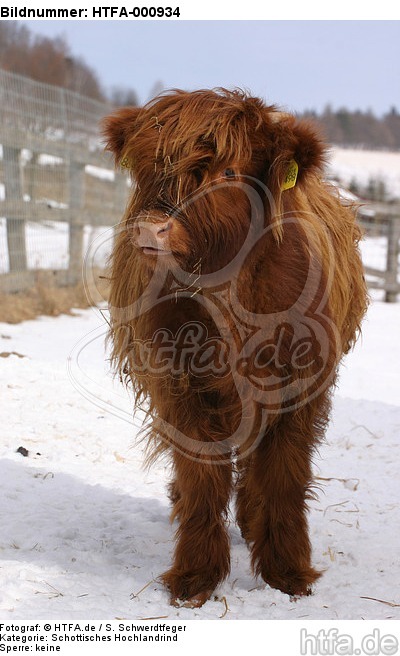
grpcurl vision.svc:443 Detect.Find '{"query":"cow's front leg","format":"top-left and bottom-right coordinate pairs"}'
top-left (162, 451), bottom-right (232, 607)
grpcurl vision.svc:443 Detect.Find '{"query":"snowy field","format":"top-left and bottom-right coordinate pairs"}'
top-left (0, 299), bottom-right (399, 622)
top-left (327, 147), bottom-right (400, 200)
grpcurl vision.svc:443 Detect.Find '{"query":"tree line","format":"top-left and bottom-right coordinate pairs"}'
top-left (301, 106), bottom-right (400, 150)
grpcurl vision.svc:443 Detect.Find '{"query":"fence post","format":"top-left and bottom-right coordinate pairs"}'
top-left (68, 160), bottom-right (85, 285)
top-left (385, 216), bottom-right (400, 303)
top-left (3, 146), bottom-right (27, 272)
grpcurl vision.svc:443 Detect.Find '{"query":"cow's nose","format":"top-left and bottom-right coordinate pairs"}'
top-left (135, 219), bottom-right (173, 253)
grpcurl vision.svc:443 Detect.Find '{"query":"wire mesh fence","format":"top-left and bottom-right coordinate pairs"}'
top-left (0, 68), bottom-right (128, 294)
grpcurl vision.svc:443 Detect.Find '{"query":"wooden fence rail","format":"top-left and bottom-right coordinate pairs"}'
top-left (359, 204), bottom-right (400, 303)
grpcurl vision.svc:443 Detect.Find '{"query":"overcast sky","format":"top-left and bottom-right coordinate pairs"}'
top-left (23, 20), bottom-right (399, 114)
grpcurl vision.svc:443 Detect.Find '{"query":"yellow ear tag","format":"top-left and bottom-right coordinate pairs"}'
top-left (120, 155), bottom-right (131, 169)
top-left (281, 159), bottom-right (298, 191)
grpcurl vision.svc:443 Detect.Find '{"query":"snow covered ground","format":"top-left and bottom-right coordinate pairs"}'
top-left (0, 299), bottom-right (399, 622)
top-left (327, 147), bottom-right (400, 200)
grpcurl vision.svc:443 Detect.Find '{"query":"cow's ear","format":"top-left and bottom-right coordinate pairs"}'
top-left (288, 118), bottom-right (327, 184)
top-left (101, 107), bottom-right (141, 167)
top-left (268, 112), bottom-right (327, 188)
top-left (264, 112), bottom-right (327, 240)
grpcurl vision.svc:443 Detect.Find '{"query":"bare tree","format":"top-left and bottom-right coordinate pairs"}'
top-left (0, 22), bottom-right (105, 101)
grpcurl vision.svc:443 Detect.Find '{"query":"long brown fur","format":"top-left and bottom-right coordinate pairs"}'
top-left (102, 89), bottom-right (368, 606)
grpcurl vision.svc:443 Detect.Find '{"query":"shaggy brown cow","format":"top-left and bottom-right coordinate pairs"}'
top-left (102, 89), bottom-right (368, 608)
